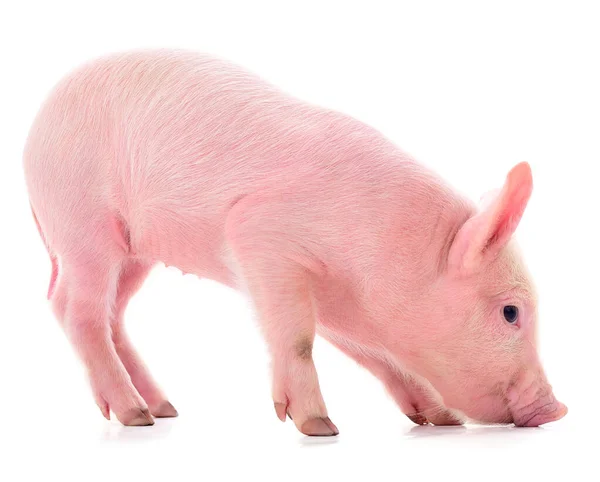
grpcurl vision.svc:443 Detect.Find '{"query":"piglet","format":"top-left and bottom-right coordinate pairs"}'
top-left (23, 50), bottom-right (566, 434)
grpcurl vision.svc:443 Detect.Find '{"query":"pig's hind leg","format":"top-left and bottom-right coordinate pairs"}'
top-left (51, 247), bottom-right (153, 426)
top-left (111, 260), bottom-right (178, 418)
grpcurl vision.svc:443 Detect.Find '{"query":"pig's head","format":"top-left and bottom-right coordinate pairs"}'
top-left (414, 162), bottom-right (567, 426)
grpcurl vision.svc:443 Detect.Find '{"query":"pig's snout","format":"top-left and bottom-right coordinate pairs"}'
top-left (506, 374), bottom-right (567, 427)
top-left (512, 401), bottom-right (567, 427)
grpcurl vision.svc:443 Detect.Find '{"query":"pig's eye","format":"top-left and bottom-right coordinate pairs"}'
top-left (503, 305), bottom-right (519, 324)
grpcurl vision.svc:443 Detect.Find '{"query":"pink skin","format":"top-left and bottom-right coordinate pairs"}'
top-left (329, 340), bottom-right (461, 426)
top-left (23, 50), bottom-right (566, 433)
top-left (112, 260), bottom-right (178, 419)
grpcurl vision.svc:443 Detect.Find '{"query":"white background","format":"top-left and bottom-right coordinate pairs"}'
top-left (1, 1), bottom-right (598, 480)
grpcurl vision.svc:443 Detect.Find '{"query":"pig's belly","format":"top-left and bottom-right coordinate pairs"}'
top-left (132, 207), bottom-right (236, 287)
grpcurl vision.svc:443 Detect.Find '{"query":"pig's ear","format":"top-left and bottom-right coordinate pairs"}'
top-left (448, 162), bottom-right (533, 275)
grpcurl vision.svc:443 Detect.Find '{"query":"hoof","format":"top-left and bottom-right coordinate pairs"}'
top-left (274, 402), bottom-right (288, 422)
top-left (428, 412), bottom-right (463, 426)
top-left (407, 413), bottom-right (429, 425)
top-left (301, 417), bottom-right (339, 436)
top-left (152, 401), bottom-right (179, 418)
top-left (121, 408), bottom-right (155, 426)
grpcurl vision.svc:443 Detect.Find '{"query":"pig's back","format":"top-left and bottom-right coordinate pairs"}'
top-left (24, 50), bottom-right (394, 280)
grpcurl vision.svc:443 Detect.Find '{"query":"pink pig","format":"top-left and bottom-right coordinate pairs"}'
top-left (23, 49), bottom-right (566, 435)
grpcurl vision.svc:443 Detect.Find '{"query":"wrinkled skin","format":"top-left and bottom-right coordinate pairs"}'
top-left (420, 243), bottom-right (561, 426)
top-left (23, 50), bottom-right (565, 434)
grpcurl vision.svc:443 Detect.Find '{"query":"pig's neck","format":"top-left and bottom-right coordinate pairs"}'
top-left (356, 162), bottom-right (474, 333)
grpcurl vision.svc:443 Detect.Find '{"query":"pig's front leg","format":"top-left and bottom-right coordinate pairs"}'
top-left (226, 199), bottom-right (338, 436)
top-left (377, 368), bottom-right (463, 426)
top-left (329, 339), bottom-right (462, 426)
